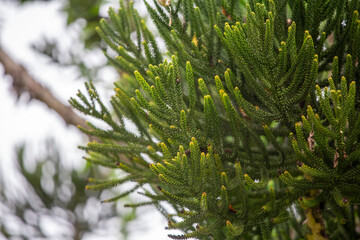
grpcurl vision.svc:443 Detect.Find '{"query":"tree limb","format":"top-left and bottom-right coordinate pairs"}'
top-left (0, 47), bottom-right (89, 130)
top-left (0, 47), bottom-right (135, 165)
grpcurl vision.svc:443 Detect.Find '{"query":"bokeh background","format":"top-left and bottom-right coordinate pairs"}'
top-left (0, 0), bottom-right (174, 239)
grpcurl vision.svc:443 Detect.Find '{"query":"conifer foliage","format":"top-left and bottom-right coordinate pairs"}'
top-left (70, 0), bottom-right (360, 239)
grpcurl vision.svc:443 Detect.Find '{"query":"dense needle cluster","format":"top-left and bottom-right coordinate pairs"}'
top-left (70, 0), bottom-right (360, 239)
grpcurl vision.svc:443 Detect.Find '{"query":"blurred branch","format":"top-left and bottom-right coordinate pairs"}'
top-left (0, 47), bottom-right (89, 130)
top-left (0, 47), bottom-right (130, 161)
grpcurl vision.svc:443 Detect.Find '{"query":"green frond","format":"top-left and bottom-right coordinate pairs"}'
top-left (200, 192), bottom-right (208, 211)
top-left (86, 175), bottom-right (135, 191)
top-left (71, 0), bottom-right (360, 238)
top-left (332, 187), bottom-right (349, 207)
top-left (161, 188), bottom-right (200, 211)
top-left (244, 174), bottom-right (266, 190)
top-left (186, 61), bottom-right (196, 115)
top-left (226, 220), bottom-right (244, 237)
top-left (101, 185), bottom-right (140, 203)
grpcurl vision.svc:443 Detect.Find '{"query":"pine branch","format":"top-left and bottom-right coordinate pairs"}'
top-left (68, 0), bottom-right (360, 238)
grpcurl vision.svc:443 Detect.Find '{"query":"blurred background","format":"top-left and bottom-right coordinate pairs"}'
top-left (0, 0), bottom-right (170, 239)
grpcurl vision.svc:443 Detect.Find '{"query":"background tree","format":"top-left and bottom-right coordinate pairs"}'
top-left (0, 140), bottom-right (135, 239)
top-left (70, 0), bottom-right (360, 239)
